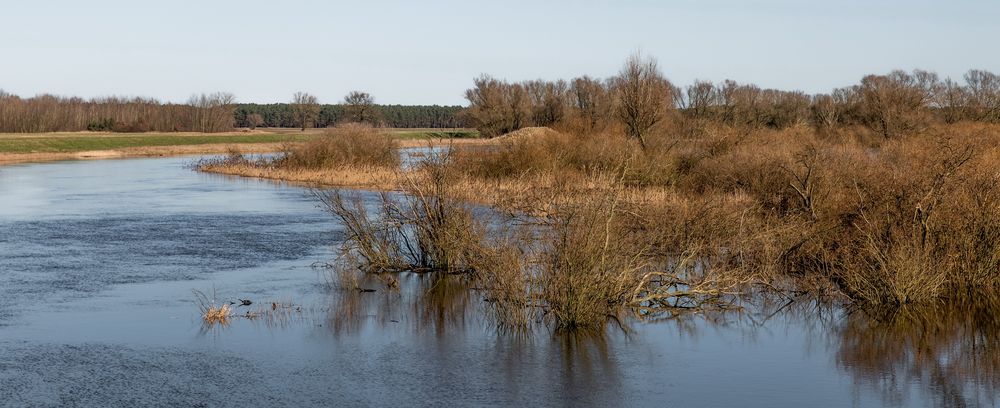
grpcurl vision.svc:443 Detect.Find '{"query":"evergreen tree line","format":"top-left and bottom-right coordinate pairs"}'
top-left (233, 104), bottom-right (466, 129)
top-left (0, 90), bottom-right (467, 133)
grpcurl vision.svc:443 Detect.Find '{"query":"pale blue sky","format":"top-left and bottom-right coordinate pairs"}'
top-left (1, 0), bottom-right (997, 105)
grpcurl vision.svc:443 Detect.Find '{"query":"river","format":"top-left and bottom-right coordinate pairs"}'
top-left (0, 156), bottom-right (994, 407)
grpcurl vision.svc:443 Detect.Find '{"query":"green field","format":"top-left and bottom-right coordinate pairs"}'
top-left (0, 133), bottom-right (307, 154)
top-left (0, 129), bottom-right (480, 154)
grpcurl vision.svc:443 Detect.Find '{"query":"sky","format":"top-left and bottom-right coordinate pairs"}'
top-left (1, 0), bottom-right (998, 105)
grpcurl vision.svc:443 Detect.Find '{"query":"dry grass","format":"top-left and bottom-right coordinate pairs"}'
top-left (442, 122), bottom-right (1000, 308)
top-left (201, 160), bottom-right (401, 190)
top-left (277, 123), bottom-right (400, 169)
top-left (192, 289), bottom-right (232, 325)
top-left (198, 114), bottom-right (1000, 330)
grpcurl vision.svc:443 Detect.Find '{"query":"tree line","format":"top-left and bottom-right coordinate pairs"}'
top-left (0, 92), bottom-right (236, 133)
top-left (234, 103), bottom-right (465, 129)
top-left (0, 89), bottom-right (466, 133)
top-left (463, 54), bottom-right (1000, 142)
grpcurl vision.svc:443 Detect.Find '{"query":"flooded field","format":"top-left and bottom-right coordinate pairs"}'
top-left (0, 156), bottom-right (995, 407)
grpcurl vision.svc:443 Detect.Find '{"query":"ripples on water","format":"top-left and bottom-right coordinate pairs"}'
top-left (0, 156), bottom-right (996, 407)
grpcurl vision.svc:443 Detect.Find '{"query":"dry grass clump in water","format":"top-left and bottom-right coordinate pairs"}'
top-left (193, 289), bottom-right (232, 325)
top-left (468, 179), bottom-right (753, 333)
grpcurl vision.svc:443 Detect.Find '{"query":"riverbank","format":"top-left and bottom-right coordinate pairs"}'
top-left (197, 137), bottom-right (494, 190)
top-left (0, 129), bottom-right (482, 166)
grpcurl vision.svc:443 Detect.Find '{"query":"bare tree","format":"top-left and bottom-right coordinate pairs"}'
top-left (187, 92), bottom-right (236, 133)
top-left (612, 52), bottom-right (674, 149)
top-left (343, 91), bottom-right (381, 124)
top-left (525, 79), bottom-right (568, 127)
top-left (464, 75), bottom-right (512, 137)
top-left (857, 70), bottom-right (937, 138)
top-left (684, 80), bottom-right (717, 119)
top-left (291, 92), bottom-right (319, 131)
top-left (811, 94), bottom-right (840, 128)
top-left (934, 78), bottom-right (969, 124)
top-left (246, 113), bottom-right (264, 130)
top-left (569, 76), bottom-right (612, 132)
top-left (965, 69), bottom-right (1000, 122)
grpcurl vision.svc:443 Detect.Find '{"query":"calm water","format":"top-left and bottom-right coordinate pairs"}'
top-left (0, 156), bottom-right (995, 407)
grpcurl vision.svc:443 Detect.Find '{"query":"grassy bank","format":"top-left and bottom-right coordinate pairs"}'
top-left (0, 128), bottom-right (480, 166)
top-left (0, 128), bottom-right (478, 154)
top-left (0, 132), bottom-right (309, 154)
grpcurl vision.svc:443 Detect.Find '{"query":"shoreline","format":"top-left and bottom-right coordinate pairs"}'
top-left (0, 137), bottom-right (489, 167)
top-left (0, 143), bottom-right (287, 166)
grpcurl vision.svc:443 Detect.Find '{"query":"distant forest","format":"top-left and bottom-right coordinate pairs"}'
top-left (0, 90), bottom-right (467, 133)
top-left (233, 104), bottom-right (466, 129)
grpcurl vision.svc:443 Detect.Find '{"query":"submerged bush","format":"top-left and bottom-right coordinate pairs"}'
top-left (319, 151), bottom-right (483, 274)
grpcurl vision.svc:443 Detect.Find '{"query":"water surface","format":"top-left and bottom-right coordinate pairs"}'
top-left (0, 156), bottom-right (994, 407)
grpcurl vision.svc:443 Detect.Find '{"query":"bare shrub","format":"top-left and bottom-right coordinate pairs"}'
top-left (318, 151), bottom-right (483, 275)
top-left (280, 123), bottom-right (399, 169)
top-left (612, 52), bottom-right (674, 149)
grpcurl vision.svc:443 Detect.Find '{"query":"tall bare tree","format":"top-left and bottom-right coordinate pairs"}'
top-left (343, 91), bottom-right (381, 124)
top-left (684, 80), bottom-right (717, 119)
top-left (965, 69), bottom-right (1000, 122)
top-left (188, 92), bottom-right (236, 133)
top-left (612, 53), bottom-right (674, 149)
top-left (857, 70), bottom-right (937, 138)
top-left (291, 91), bottom-right (319, 131)
top-left (569, 76), bottom-right (612, 132)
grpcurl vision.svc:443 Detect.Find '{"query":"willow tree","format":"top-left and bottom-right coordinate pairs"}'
top-left (612, 53), bottom-right (674, 150)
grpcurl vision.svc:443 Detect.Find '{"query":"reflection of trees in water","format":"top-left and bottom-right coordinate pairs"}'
top-left (321, 270), bottom-right (1000, 407)
top-left (324, 272), bottom-right (476, 336)
top-left (321, 271), bottom-right (627, 403)
top-left (833, 299), bottom-right (1000, 407)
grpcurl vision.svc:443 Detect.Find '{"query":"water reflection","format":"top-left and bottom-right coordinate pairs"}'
top-left (322, 273), bottom-right (1000, 407)
top-left (833, 299), bottom-right (1000, 407)
top-left (5, 156), bottom-right (1000, 406)
top-left (324, 272), bottom-right (477, 336)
